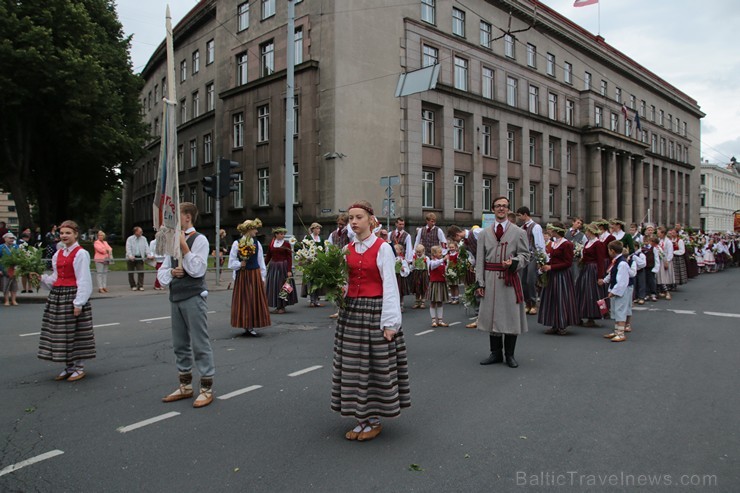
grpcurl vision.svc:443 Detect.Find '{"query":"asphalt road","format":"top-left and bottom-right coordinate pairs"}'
top-left (1, 269), bottom-right (738, 492)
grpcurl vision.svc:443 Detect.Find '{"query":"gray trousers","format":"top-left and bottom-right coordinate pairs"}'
top-left (127, 258), bottom-right (144, 288)
top-left (520, 258), bottom-right (538, 305)
top-left (170, 294), bottom-right (215, 378)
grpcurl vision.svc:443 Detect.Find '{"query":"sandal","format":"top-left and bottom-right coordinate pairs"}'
top-left (624, 325), bottom-right (632, 333)
top-left (67, 369), bottom-right (86, 382)
top-left (345, 421), bottom-right (365, 440)
top-left (357, 422), bottom-right (383, 441)
top-left (437, 321), bottom-right (449, 327)
top-left (431, 320), bottom-right (438, 327)
top-left (55, 368), bottom-right (74, 381)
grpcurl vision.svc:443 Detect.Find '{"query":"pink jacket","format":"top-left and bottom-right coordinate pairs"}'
top-left (93, 240), bottom-right (112, 262)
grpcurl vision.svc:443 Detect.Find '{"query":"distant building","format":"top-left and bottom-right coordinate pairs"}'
top-left (700, 158), bottom-right (740, 232)
top-left (0, 190), bottom-right (19, 232)
top-left (129, 0), bottom-right (704, 238)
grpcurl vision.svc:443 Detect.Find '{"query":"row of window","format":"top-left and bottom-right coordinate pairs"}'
top-left (235, 28), bottom-right (303, 87)
top-left (419, 1), bottom-right (690, 139)
top-left (232, 99), bottom-right (299, 148)
top-left (422, 108), bottom-right (578, 169)
top-left (421, 169), bottom-right (574, 216)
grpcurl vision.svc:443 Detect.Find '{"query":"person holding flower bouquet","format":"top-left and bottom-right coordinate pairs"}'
top-left (266, 227), bottom-right (297, 314)
top-left (332, 200), bottom-right (409, 442)
top-left (299, 223), bottom-right (325, 307)
top-left (229, 219), bottom-right (270, 337)
top-left (410, 244), bottom-right (429, 309)
top-left (446, 240), bottom-right (461, 304)
top-left (427, 245), bottom-right (449, 327)
top-left (1, 232), bottom-right (19, 306)
top-left (33, 220), bottom-right (95, 382)
top-left (393, 243), bottom-right (410, 311)
top-left (538, 222), bottom-right (580, 336)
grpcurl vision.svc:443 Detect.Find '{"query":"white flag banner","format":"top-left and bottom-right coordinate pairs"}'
top-left (152, 6), bottom-right (180, 259)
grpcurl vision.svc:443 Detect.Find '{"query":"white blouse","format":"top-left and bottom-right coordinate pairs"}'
top-left (228, 239), bottom-right (267, 281)
top-left (349, 234), bottom-right (402, 332)
top-left (41, 242), bottom-right (93, 308)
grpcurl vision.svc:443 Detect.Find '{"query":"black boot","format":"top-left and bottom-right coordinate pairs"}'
top-left (504, 335), bottom-right (519, 368)
top-left (480, 335), bottom-right (504, 365)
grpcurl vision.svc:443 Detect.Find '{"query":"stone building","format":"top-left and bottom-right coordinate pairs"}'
top-left (700, 159), bottom-right (740, 233)
top-left (129, 0), bottom-right (704, 238)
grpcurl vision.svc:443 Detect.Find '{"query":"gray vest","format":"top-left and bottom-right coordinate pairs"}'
top-left (169, 232), bottom-right (207, 302)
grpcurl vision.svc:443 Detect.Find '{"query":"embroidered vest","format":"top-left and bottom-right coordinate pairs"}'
top-left (55, 246), bottom-right (82, 287)
top-left (420, 226), bottom-right (440, 253)
top-left (346, 239), bottom-right (383, 298)
top-left (170, 232), bottom-right (207, 302)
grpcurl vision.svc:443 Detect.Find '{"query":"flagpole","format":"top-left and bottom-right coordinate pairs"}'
top-left (166, 6), bottom-right (181, 261)
top-left (598, 0), bottom-right (601, 36)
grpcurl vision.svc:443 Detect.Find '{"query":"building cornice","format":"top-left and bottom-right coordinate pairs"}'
top-left (219, 60), bottom-right (319, 100)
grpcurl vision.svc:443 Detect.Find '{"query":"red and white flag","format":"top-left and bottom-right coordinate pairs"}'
top-left (621, 103), bottom-right (629, 120)
top-left (573, 0), bottom-right (598, 7)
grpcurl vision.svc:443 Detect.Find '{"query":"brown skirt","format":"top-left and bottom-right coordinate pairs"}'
top-left (231, 268), bottom-right (271, 329)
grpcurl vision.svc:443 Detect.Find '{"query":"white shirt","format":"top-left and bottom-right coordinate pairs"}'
top-left (673, 239), bottom-right (686, 256)
top-left (659, 237), bottom-right (674, 262)
top-left (125, 234), bottom-right (150, 259)
top-left (148, 239), bottom-right (165, 262)
top-left (395, 257), bottom-right (410, 278)
top-left (607, 256), bottom-right (630, 297)
top-left (390, 228), bottom-right (414, 263)
top-left (349, 234), bottom-right (402, 332)
top-left (41, 242), bottom-right (92, 308)
top-left (524, 220), bottom-right (546, 252)
top-left (156, 228), bottom-right (210, 296)
top-left (228, 239), bottom-right (267, 281)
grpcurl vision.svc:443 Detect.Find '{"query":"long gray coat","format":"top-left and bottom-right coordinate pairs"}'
top-left (475, 223), bottom-right (531, 335)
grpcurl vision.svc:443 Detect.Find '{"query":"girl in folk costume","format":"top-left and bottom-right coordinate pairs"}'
top-left (427, 245), bottom-right (449, 327)
top-left (694, 236), bottom-right (706, 274)
top-left (575, 223), bottom-right (607, 327)
top-left (538, 222), bottom-right (580, 335)
top-left (655, 227), bottom-right (675, 299)
top-left (229, 219), bottom-right (270, 337)
top-left (33, 220), bottom-right (95, 381)
top-left (265, 227), bottom-right (298, 314)
top-left (410, 243), bottom-right (429, 309)
top-left (393, 243), bottom-right (410, 311)
top-left (631, 242), bottom-right (648, 305)
top-left (446, 240), bottom-right (461, 304)
top-left (300, 222), bottom-right (325, 307)
top-left (668, 229), bottom-right (688, 286)
top-left (599, 240), bottom-right (633, 342)
top-left (609, 218), bottom-right (635, 254)
top-left (702, 241), bottom-right (717, 273)
top-left (647, 235), bottom-right (662, 301)
top-left (332, 200), bottom-right (410, 442)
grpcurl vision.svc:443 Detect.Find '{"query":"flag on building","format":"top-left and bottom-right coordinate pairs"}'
top-left (621, 103), bottom-right (629, 120)
top-left (573, 0), bottom-right (598, 7)
top-left (152, 7), bottom-right (180, 259)
top-left (634, 110), bottom-right (642, 131)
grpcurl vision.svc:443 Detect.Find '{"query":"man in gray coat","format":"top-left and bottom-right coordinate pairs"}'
top-left (476, 197), bottom-right (531, 368)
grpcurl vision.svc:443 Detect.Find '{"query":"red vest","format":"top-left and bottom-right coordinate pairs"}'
top-left (346, 239), bottom-right (383, 298)
top-left (55, 246), bottom-right (82, 287)
top-left (429, 260), bottom-right (446, 282)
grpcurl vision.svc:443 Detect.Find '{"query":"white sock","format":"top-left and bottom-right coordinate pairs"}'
top-left (429, 306), bottom-right (436, 320)
top-left (437, 306), bottom-right (444, 320)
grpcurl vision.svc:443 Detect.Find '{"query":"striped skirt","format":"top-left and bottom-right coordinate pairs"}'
top-left (673, 254), bottom-right (688, 285)
top-left (656, 259), bottom-right (675, 286)
top-left (395, 273), bottom-right (409, 298)
top-left (686, 256), bottom-right (699, 278)
top-left (38, 286), bottom-right (95, 363)
top-left (331, 297), bottom-right (411, 419)
top-left (266, 260), bottom-right (298, 308)
top-left (231, 268), bottom-right (271, 329)
top-left (575, 263), bottom-right (603, 320)
top-left (411, 270), bottom-right (429, 298)
top-left (427, 281), bottom-right (449, 303)
top-left (538, 268), bottom-right (580, 328)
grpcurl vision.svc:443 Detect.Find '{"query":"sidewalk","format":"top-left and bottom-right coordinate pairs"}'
top-left (13, 269), bottom-right (233, 304)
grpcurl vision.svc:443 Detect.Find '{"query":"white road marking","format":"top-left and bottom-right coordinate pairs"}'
top-left (0, 450), bottom-right (64, 477)
top-left (288, 365), bottom-right (323, 377)
top-left (449, 322), bottom-right (461, 326)
top-left (415, 330), bottom-right (435, 336)
top-left (704, 311), bottom-right (740, 318)
top-left (207, 311), bottom-right (216, 314)
top-left (632, 307), bottom-right (649, 311)
top-left (19, 332), bottom-right (40, 337)
top-left (668, 309), bottom-right (696, 315)
top-left (139, 316), bottom-right (171, 322)
top-left (217, 385), bottom-right (262, 400)
top-left (117, 412), bottom-right (180, 433)
top-left (93, 323), bottom-right (121, 328)
top-left (469, 316), bottom-right (477, 320)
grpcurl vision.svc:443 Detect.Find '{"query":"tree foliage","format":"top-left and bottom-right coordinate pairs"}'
top-left (0, 0), bottom-right (146, 232)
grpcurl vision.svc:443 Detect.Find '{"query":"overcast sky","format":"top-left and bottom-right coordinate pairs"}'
top-left (118, 0), bottom-right (739, 164)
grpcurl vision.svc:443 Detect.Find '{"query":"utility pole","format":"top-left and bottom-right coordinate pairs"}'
top-left (214, 159), bottom-right (221, 285)
top-left (285, 0), bottom-right (295, 236)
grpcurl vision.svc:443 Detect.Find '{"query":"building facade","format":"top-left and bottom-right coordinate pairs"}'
top-left (700, 160), bottom-right (740, 232)
top-left (129, 0), bottom-right (704, 239)
top-left (0, 190), bottom-right (19, 232)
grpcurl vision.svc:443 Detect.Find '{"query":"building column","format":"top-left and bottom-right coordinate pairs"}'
top-left (606, 150), bottom-right (618, 219)
top-left (521, 123), bottom-right (531, 215)
top-left (542, 132), bottom-right (551, 222)
top-left (673, 169), bottom-right (680, 226)
top-left (633, 157), bottom-right (645, 224)
top-left (472, 113), bottom-right (483, 214)
top-left (621, 154), bottom-right (634, 223)
top-left (560, 140), bottom-right (569, 220)
top-left (656, 165), bottom-right (662, 225)
top-left (441, 102), bottom-right (455, 218)
top-left (664, 166), bottom-right (672, 227)
top-left (587, 146), bottom-right (603, 221)
top-left (498, 122), bottom-right (509, 199)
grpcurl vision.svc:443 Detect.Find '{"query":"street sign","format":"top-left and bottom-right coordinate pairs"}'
top-left (380, 176), bottom-right (400, 187)
top-left (321, 208), bottom-right (332, 213)
top-left (385, 186), bottom-right (393, 197)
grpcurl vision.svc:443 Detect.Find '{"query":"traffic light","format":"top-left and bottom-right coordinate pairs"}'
top-left (202, 174), bottom-right (217, 198)
top-left (219, 158), bottom-right (240, 198)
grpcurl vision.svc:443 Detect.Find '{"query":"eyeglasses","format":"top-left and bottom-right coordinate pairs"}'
top-left (493, 204), bottom-right (509, 209)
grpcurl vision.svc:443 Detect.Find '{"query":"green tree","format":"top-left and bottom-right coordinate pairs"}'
top-left (0, 0), bottom-right (146, 232)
